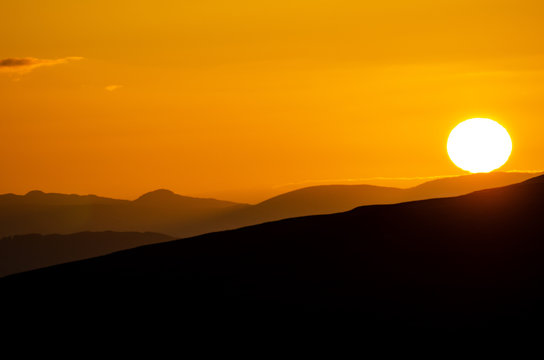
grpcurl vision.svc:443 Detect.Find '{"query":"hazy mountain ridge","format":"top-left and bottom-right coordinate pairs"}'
top-left (0, 190), bottom-right (125, 206)
top-left (0, 189), bottom-right (248, 238)
top-left (5, 174), bottom-right (544, 331)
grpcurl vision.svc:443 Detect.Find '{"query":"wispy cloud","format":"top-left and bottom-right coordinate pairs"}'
top-left (0, 56), bottom-right (83, 74)
top-left (105, 85), bottom-right (123, 92)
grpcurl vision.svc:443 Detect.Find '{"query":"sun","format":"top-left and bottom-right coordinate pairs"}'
top-left (447, 118), bottom-right (512, 173)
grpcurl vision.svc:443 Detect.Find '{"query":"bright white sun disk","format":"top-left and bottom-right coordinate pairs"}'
top-left (447, 118), bottom-right (512, 173)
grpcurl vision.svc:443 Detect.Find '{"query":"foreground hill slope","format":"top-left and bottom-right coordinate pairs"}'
top-left (4, 175), bottom-right (544, 330)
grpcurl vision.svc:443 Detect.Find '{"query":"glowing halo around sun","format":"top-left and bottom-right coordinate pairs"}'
top-left (447, 118), bottom-right (512, 173)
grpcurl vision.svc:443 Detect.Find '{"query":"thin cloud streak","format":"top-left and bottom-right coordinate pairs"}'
top-left (105, 85), bottom-right (123, 92)
top-left (0, 56), bottom-right (83, 74)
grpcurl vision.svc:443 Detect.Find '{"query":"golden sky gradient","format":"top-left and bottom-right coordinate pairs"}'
top-left (1, 1), bottom-right (543, 202)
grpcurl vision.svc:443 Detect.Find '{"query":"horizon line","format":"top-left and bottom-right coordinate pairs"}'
top-left (1, 170), bottom-right (543, 202)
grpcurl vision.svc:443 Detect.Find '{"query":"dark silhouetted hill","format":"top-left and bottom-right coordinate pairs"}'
top-left (0, 231), bottom-right (173, 277)
top-left (4, 174), bottom-right (544, 331)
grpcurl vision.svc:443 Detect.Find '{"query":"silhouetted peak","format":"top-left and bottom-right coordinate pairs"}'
top-left (133, 189), bottom-right (243, 209)
top-left (25, 190), bottom-right (45, 196)
top-left (135, 189), bottom-right (179, 202)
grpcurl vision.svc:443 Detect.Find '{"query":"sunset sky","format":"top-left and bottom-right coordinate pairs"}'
top-left (1, 0), bottom-right (543, 202)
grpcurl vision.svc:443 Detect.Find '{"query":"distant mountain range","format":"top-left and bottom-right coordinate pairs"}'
top-left (0, 189), bottom-right (246, 238)
top-left (4, 174), bottom-right (544, 331)
top-left (1, 171), bottom-right (541, 239)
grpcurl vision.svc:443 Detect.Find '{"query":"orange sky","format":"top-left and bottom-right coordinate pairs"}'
top-left (1, 1), bottom-right (543, 203)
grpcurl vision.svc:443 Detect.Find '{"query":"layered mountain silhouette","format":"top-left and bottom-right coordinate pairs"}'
top-left (4, 174), bottom-right (544, 331)
top-left (1, 172), bottom-right (539, 239)
top-left (0, 231), bottom-right (172, 277)
top-left (1, 172), bottom-right (540, 279)
top-left (194, 171), bottom-right (544, 234)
